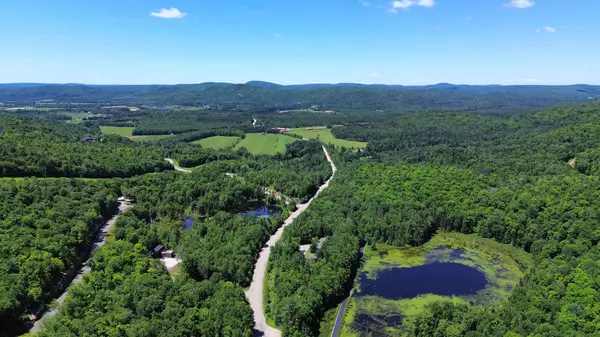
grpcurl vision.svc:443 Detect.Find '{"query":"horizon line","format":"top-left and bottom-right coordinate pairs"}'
top-left (1, 81), bottom-right (599, 87)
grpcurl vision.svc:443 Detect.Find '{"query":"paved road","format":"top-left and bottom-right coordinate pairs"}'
top-left (165, 158), bottom-right (192, 173)
top-left (245, 146), bottom-right (337, 337)
top-left (331, 292), bottom-right (352, 337)
top-left (253, 118), bottom-right (257, 126)
top-left (30, 200), bottom-right (133, 332)
top-left (331, 246), bottom-right (364, 336)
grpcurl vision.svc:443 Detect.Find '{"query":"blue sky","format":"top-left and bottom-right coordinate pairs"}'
top-left (0, 0), bottom-right (598, 85)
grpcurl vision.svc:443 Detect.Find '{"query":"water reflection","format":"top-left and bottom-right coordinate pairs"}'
top-left (358, 262), bottom-right (487, 300)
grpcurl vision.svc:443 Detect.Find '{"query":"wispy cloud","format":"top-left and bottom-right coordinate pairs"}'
top-left (536, 26), bottom-right (557, 34)
top-left (360, 0), bottom-right (372, 7)
top-left (150, 7), bottom-right (187, 19)
top-left (521, 78), bottom-right (541, 83)
top-left (274, 33), bottom-right (282, 38)
top-left (388, 0), bottom-right (436, 14)
top-left (506, 0), bottom-right (534, 9)
top-left (371, 72), bottom-right (381, 77)
top-left (418, 0), bottom-right (435, 8)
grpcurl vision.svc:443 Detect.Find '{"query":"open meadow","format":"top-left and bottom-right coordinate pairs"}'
top-left (289, 127), bottom-right (367, 149)
top-left (99, 126), bottom-right (135, 137)
top-left (192, 135), bottom-right (240, 149)
top-left (233, 133), bottom-right (297, 155)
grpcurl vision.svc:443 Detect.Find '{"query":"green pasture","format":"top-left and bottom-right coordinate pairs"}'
top-left (192, 136), bottom-right (240, 149)
top-left (233, 133), bottom-right (297, 155)
top-left (289, 127), bottom-right (367, 149)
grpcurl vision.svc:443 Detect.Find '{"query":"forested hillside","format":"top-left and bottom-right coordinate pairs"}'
top-left (1, 82), bottom-right (599, 112)
top-left (0, 178), bottom-right (119, 334)
top-left (13, 138), bottom-right (329, 337)
top-left (0, 116), bottom-right (172, 177)
top-left (266, 100), bottom-right (600, 336)
top-left (3, 94), bottom-right (600, 337)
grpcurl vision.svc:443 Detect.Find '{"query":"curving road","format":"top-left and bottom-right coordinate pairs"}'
top-left (253, 118), bottom-right (257, 126)
top-left (245, 146), bottom-right (337, 337)
top-left (30, 200), bottom-right (133, 333)
top-left (165, 158), bottom-right (192, 173)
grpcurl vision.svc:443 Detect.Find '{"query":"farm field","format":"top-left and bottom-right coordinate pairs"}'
top-left (99, 126), bottom-right (135, 137)
top-left (233, 133), bottom-right (298, 155)
top-left (64, 112), bottom-right (105, 124)
top-left (289, 127), bottom-right (367, 149)
top-left (192, 135), bottom-right (240, 149)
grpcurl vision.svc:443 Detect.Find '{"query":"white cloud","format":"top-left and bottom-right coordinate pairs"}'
top-left (506, 0), bottom-right (534, 9)
top-left (392, 0), bottom-right (413, 9)
top-left (371, 72), bottom-right (381, 77)
top-left (536, 26), bottom-right (557, 34)
top-left (418, 0), bottom-right (436, 8)
top-left (388, 0), bottom-right (435, 13)
top-left (360, 0), bottom-right (372, 6)
top-left (274, 33), bottom-right (282, 38)
top-left (150, 7), bottom-right (187, 19)
top-left (521, 78), bottom-right (541, 83)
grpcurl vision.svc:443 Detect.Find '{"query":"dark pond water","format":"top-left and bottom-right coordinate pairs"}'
top-left (183, 217), bottom-right (194, 230)
top-left (353, 314), bottom-right (403, 336)
top-left (237, 205), bottom-right (282, 218)
top-left (358, 262), bottom-right (487, 300)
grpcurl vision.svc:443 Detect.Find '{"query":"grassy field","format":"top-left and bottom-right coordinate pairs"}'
top-left (130, 135), bottom-right (173, 142)
top-left (192, 136), bottom-right (240, 149)
top-left (289, 127), bottom-right (367, 149)
top-left (233, 133), bottom-right (297, 155)
top-left (63, 112), bottom-right (105, 124)
top-left (340, 232), bottom-right (532, 336)
top-left (100, 126), bottom-right (135, 137)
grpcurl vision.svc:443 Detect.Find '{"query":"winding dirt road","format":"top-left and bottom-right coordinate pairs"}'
top-left (165, 158), bottom-right (192, 173)
top-left (30, 200), bottom-right (133, 333)
top-left (245, 146), bottom-right (337, 337)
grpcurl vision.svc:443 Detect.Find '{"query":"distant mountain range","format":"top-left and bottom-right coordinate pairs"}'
top-left (1, 81), bottom-right (599, 112)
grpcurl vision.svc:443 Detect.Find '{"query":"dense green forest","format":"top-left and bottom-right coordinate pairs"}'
top-left (0, 116), bottom-right (172, 177)
top-left (35, 240), bottom-right (254, 337)
top-left (0, 132), bottom-right (327, 336)
top-left (1, 82), bottom-right (599, 112)
top-left (265, 100), bottom-right (600, 336)
top-left (3, 92), bottom-right (600, 336)
top-left (0, 178), bottom-right (119, 334)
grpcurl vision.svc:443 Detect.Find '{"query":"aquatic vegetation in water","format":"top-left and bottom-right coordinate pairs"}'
top-left (341, 232), bottom-right (532, 336)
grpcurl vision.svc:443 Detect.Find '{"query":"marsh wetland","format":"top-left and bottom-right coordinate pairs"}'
top-left (340, 233), bottom-right (532, 336)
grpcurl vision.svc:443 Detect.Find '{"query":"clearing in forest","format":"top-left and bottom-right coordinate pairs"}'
top-left (233, 133), bottom-right (297, 155)
top-left (193, 136), bottom-right (240, 149)
top-left (289, 127), bottom-right (367, 149)
top-left (100, 126), bottom-right (135, 137)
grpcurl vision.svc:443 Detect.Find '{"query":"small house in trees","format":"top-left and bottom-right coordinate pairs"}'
top-left (151, 245), bottom-right (165, 258)
top-left (161, 250), bottom-right (175, 258)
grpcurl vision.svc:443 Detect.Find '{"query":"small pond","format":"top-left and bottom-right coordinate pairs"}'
top-left (183, 217), bottom-right (194, 230)
top-left (358, 262), bottom-right (487, 300)
top-left (237, 205), bottom-right (282, 218)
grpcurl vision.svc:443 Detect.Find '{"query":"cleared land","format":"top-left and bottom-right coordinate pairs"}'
top-left (193, 136), bottom-right (240, 149)
top-left (289, 127), bottom-right (367, 149)
top-left (100, 126), bottom-right (134, 137)
top-left (233, 134), bottom-right (297, 155)
top-left (63, 112), bottom-right (105, 124)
